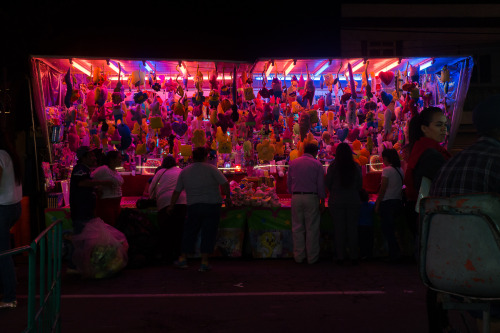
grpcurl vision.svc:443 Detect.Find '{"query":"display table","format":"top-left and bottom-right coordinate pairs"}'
top-left (45, 194), bottom-right (414, 260)
top-left (119, 171), bottom-right (382, 197)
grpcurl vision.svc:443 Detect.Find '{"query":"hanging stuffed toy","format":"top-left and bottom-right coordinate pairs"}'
top-left (256, 139), bottom-right (275, 162)
top-left (70, 77), bottom-right (81, 104)
top-left (112, 83), bottom-right (124, 105)
top-left (192, 129), bottom-right (206, 148)
top-left (209, 90), bottom-right (220, 109)
top-left (193, 65), bottom-right (203, 93)
top-left (378, 71), bottom-right (395, 86)
top-left (297, 74), bottom-right (305, 93)
top-left (171, 121), bottom-right (188, 137)
top-left (324, 73), bottom-right (334, 92)
top-left (209, 68), bottom-right (218, 91)
top-left (116, 122), bottom-right (132, 151)
top-left (259, 74), bottom-right (271, 98)
top-left (440, 65), bottom-right (450, 94)
top-left (347, 63), bottom-right (357, 100)
top-left (216, 112), bottom-right (234, 133)
top-left (92, 67), bottom-right (101, 85)
top-left (64, 68), bottom-right (72, 108)
top-left (298, 111), bottom-right (311, 141)
top-left (129, 69), bottom-right (146, 88)
top-left (130, 105), bottom-right (147, 128)
top-left (409, 64), bottom-right (419, 84)
top-left (347, 99), bottom-right (357, 128)
top-left (94, 86), bottom-right (107, 107)
top-left (271, 76), bottom-right (282, 100)
top-left (133, 90), bottom-right (148, 104)
top-left (303, 65), bottom-right (315, 108)
top-left (112, 102), bottom-right (125, 125)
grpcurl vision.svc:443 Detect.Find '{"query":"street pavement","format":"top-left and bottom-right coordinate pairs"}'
top-left (2, 256), bottom-right (479, 333)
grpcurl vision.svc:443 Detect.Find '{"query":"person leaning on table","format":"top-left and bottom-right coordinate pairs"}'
top-left (168, 146), bottom-right (232, 272)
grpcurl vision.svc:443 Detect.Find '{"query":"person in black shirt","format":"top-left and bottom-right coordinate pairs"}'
top-left (70, 146), bottom-right (113, 234)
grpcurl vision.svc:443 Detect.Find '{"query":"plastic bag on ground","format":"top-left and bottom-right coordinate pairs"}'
top-left (72, 217), bottom-right (129, 278)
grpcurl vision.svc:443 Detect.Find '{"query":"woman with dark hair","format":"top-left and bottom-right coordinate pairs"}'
top-left (403, 107), bottom-right (452, 332)
top-left (91, 150), bottom-right (124, 226)
top-left (325, 142), bottom-right (363, 265)
top-left (0, 129), bottom-right (23, 308)
top-left (404, 107), bottom-right (451, 224)
top-left (375, 148), bottom-right (404, 262)
top-left (149, 155), bottom-right (186, 264)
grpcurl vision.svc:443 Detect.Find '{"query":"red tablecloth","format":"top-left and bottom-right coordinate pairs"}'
top-left (121, 171), bottom-right (381, 198)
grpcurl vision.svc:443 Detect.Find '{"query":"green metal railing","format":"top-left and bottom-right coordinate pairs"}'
top-left (0, 220), bottom-right (62, 332)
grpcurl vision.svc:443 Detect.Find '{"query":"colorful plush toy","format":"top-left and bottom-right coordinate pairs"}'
top-left (409, 65), bottom-right (419, 83)
top-left (133, 91), bottom-right (148, 105)
top-left (116, 122), bottom-right (132, 151)
top-left (298, 111), bottom-right (311, 141)
top-left (192, 129), bottom-right (206, 148)
top-left (271, 77), bottom-right (282, 100)
top-left (440, 65), bottom-right (450, 94)
top-left (347, 99), bottom-right (357, 128)
top-left (216, 112), bottom-right (234, 133)
top-left (209, 68), bottom-right (218, 91)
top-left (256, 139), bottom-right (275, 161)
top-left (129, 70), bottom-right (145, 88)
top-left (378, 71), bottom-right (395, 86)
top-left (324, 73), bottom-right (334, 92)
top-left (172, 121), bottom-right (188, 137)
top-left (130, 105), bottom-right (147, 128)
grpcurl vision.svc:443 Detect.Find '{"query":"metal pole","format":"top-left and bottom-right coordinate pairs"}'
top-left (27, 76), bottom-right (41, 192)
top-left (35, 60), bottom-right (53, 164)
top-left (27, 247), bottom-right (37, 331)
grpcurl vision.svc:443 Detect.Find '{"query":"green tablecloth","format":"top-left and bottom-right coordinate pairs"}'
top-left (44, 204), bottom-right (414, 259)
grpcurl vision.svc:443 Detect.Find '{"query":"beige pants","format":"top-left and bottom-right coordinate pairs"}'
top-left (291, 194), bottom-right (321, 264)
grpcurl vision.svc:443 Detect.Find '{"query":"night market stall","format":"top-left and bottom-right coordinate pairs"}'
top-left (32, 55), bottom-right (474, 260)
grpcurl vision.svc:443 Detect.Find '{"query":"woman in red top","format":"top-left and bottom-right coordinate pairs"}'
top-left (404, 107), bottom-right (451, 207)
top-left (403, 106), bottom-right (452, 333)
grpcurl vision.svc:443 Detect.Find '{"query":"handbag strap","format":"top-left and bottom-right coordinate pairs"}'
top-left (151, 168), bottom-right (168, 198)
top-left (392, 166), bottom-right (405, 189)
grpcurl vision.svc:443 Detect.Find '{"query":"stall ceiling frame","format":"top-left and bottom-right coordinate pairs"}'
top-left (31, 55), bottom-right (469, 85)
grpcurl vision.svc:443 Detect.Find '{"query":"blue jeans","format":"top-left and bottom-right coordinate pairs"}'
top-left (379, 199), bottom-right (402, 260)
top-left (0, 202), bottom-right (22, 302)
top-left (181, 203), bottom-right (221, 255)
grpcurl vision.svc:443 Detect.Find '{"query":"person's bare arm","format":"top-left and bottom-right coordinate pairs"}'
top-left (375, 176), bottom-right (389, 213)
top-left (221, 182), bottom-right (233, 207)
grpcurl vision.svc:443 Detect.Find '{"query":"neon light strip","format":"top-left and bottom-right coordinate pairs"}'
top-left (419, 60), bottom-right (433, 70)
top-left (72, 62), bottom-right (91, 76)
top-left (375, 60), bottom-right (400, 76)
top-left (265, 63), bottom-right (274, 77)
top-left (314, 61), bottom-right (330, 76)
top-left (351, 61), bottom-right (365, 72)
top-left (109, 75), bottom-right (235, 81)
top-left (284, 62), bottom-right (295, 76)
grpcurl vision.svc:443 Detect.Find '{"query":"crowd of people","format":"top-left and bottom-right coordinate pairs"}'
top-left (62, 95), bottom-right (498, 274)
top-left (3, 94), bottom-right (495, 327)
